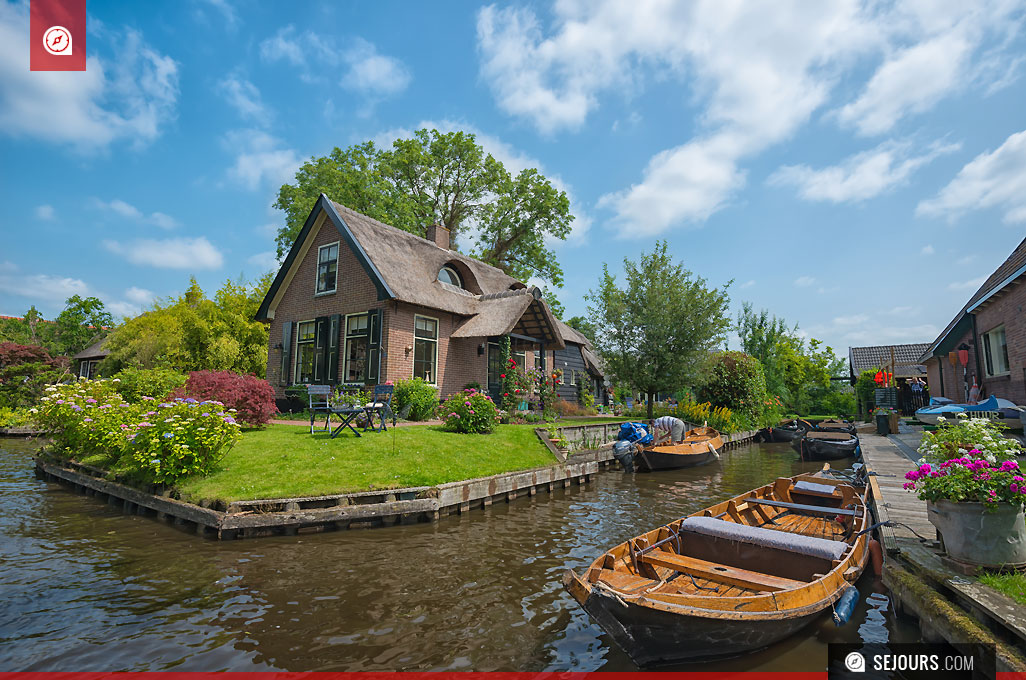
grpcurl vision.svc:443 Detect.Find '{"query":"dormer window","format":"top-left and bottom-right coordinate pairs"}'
top-left (438, 265), bottom-right (463, 289)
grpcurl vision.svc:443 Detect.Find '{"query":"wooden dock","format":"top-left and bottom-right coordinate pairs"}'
top-left (858, 429), bottom-right (934, 554)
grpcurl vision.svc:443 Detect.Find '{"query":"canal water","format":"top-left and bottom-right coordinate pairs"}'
top-left (0, 438), bottom-right (920, 672)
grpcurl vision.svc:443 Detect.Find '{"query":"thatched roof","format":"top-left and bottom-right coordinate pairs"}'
top-left (257, 195), bottom-right (565, 348)
top-left (72, 336), bottom-right (110, 361)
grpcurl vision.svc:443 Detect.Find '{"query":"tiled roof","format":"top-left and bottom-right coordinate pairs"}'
top-left (921, 236), bottom-right (1026, 362)
top-left (849, 344), bottom-right (930, 377)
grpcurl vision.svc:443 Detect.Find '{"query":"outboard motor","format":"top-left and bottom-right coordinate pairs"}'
top-left (613, 440), bottom-right (636, 472)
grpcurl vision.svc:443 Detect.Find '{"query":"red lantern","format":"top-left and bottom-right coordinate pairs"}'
top-left (958, 349), bottom-right (969, 366)
top-left (874, 370), bottom-right (884, 386)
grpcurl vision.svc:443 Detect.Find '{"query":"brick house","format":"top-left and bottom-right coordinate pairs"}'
top-left (255, 195), bottom-right (603, 404)
top-left (919, 236), bottom-right (1026, 405)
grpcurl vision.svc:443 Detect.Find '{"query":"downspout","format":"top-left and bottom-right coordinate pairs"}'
top-left (970, 312), bottom-right (982, 390)
top-left (938, 359), bottom-right (944, 397)
top-left (540, 341), bottom-right (547, 412)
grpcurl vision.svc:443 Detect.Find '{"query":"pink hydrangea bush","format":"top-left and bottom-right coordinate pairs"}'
top-left (903, 452), bottom-right (1026, 510)
top-left (440, 388), bottom-right (499, 434)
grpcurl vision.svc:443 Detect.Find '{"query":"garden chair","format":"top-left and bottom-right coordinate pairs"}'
top-left (363, 384), bottom-right (394, 432)
top-left (307, 384), bottom-right (333, 434)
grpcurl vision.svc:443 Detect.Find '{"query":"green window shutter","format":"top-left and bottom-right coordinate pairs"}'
top-left (327, 314), bottom-right (341, 385)
top-left (280, 321), bottom-right (293, 386)
top-left (367, 308), bottom-right (383, 385)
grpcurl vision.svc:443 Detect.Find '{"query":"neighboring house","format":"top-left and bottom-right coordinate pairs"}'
top-left (73, 337), bottom-right (109, 379)
top-left (551, 320), bottom-right (607, 406)
top-left (848, 344), bottom-right (930, 383)
top-left (255, 195), bottom-right (605, 404)
top-left (920, 236), bottom-right (1026, 405)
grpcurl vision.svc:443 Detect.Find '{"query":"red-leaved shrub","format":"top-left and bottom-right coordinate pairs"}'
top-left (171, 371), bottom-right (277, 426)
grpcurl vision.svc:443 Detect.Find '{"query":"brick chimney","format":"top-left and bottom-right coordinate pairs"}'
top-left (426, 223), bottom-right (450, 250)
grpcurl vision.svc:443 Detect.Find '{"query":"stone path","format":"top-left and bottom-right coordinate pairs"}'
top-left (858, 426), bottom-right (934, 549)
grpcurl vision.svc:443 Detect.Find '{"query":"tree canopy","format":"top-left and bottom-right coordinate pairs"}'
top-left (587, 241), bottom-right (732, 418)
top-left (101, 275), bottom-right (272, 377)
top-left (274, 128), bottom-right (574, 288)
top-left (0, 296), bottom-right (112, 357)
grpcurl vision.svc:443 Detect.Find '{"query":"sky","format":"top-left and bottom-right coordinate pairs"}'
top-left (1, 0), bottom-right (1025, 360)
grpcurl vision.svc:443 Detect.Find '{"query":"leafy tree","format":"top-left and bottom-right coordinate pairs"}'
top-left (101, 275), bottom-right (272, 377)
top-left (0, 342), bottom-right (70, 408)
top-left (736, 302), bottom-right (793, 397)
top-left (565, 315), bottom-right (597, 344)
top-left (699, 351), bottom-right (768, 425)
top-left (54, 295), bottom-right (112, 356)
top-left (541, 286), bottom-right (565, 319)
top-left (587, 241), bottom-right (731, 419)
top-left (274, 128), bottom-right (573, 289)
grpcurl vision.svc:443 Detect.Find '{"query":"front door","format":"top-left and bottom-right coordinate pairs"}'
top-left (487, 341), bottom-right (502, 403)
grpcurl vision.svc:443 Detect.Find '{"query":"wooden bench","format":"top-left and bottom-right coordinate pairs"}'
top-left (638, 550), bottom-right (805, 592)
top-left (747, 497), bottom-right (861, 517)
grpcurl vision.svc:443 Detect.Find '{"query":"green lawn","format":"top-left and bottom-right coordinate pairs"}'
top-left (174, 422), bottom-right (559, 503)
top-left (979, 572), bottom-right (1026, 605)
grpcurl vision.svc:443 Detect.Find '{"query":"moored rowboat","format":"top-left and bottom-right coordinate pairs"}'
top-left (634, 426), bottom-right (723, 472)
top-left (563, 474), bottom-right (869, 666)
top-left (793, 431), bottom-right (860, 461)
top-left (758, 419), bottom-right (808, 442)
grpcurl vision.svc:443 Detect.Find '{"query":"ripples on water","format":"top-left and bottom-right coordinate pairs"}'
top-left (0, 438), bottom-right (918, 671)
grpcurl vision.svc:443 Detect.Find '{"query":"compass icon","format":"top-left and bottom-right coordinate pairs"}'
top-left (43, 26), bottom-right (72, 56)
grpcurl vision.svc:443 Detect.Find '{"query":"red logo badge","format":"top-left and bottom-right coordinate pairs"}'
top-left (31, 0), bottom-right (86, 71)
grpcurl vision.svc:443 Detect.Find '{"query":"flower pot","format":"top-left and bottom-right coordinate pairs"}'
top-left (926, 499), bottom-right (1026, 568)
top-left (875, 414), bottom-right (890, 435)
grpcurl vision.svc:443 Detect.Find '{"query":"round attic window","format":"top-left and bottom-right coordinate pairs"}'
top-left (438, 265), bottom-right (463, 288)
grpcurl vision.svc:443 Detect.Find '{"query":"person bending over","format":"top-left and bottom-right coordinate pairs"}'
top-left (652, 415), bottom-right (685, 445)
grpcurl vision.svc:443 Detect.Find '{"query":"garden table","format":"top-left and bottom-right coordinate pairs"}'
top-left (330, 407), bottom-right (365, 438)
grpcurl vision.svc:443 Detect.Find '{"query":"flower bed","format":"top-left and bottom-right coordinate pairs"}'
top-left (440, 388), bottom-right (498, 434)
top-left (35, 379), bottom-right (241, 485)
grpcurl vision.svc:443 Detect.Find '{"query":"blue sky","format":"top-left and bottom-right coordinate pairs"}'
top-left (2, 0), bottom-right (1025, 358)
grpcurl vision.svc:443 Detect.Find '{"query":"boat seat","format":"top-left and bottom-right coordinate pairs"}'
top-left (638, 550), bottom-right (805, 592)
top-left (679, 516), bottom-right (848, 562)
top-left (793, 480), bottom-right (838, 496)
top-left (747, 497), bottom-right (860, 518)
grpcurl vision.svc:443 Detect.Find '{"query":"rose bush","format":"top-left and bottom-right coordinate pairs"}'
top-left (904, 454), bottom-right (1026, 510)
top-left (440, 388), bottom-right (499, 434)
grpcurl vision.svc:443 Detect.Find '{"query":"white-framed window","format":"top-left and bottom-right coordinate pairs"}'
top-left (570, 369), bottom-right (576, 386)
top-left (316, 242), bottom-right (339, 294)
top-left (983, 325), bottom-right (1009, 377)
top-left (344, 313), bottom-right (370, 383)
top-left (78, 360), bottom-right (99, 379)
top-left (413, 315), bottom-right (438, 384)
top-left (438, 265), bottom-right (463, 289)
top-left (294, 320), bottom-right (317, 384)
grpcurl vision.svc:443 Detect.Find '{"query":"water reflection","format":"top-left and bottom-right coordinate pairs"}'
top-left (0, 438), bottom-right (918, 671)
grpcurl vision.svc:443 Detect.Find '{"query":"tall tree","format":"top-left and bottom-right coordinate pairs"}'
top-left (54, 295), bottom-right (113, 356)
top-left (101, 275), bottom-right (272, 377)
top-left (735, 302), bottom-right (793, 398)
top-left (587, 242), bottom-right (732, 418)
top-left (273, 129), bottom-right (573, 289)
top-left (565, 315), bottom-right (597, 344)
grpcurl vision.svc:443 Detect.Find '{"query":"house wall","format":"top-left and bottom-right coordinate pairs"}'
top-left (974, 279), bottom-right (1026, 405)
top-left (549, 344), bottom-right (589, 404)
top-left (265, 218), bottom-right (385, 397)
top-left (381, 302), bottom-right (487, 399)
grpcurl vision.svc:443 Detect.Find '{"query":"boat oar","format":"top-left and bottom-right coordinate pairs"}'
top-left (708, 441), bottom-right (720, 460)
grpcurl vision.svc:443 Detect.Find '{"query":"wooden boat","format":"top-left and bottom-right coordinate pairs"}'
top-left (814, 418), bottom-right (857, 435)
top-left (634, 427), bottom-right (723, 472)
top-left (758, 419), bottom-right (808, 443)
top-left (793, 431), bottom-right (860, 461)
top-left (563, 474), bottom-right (870, 666)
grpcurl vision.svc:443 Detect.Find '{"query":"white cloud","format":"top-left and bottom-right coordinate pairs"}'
top-left (341, 38), bottom-right (411, 98)
top-left (739, 280), bottom-right (755, 289)
top-left (921, 244), bottom-right (935, 255)
top-left (794, 276), bottom-right (816, 287)
top-left (475, 1), bottom-right (1023, 235)
top-left (247, 251), bottom-right (280, 272)
top-left (224, 129), bottom-right (302, 191)
top-left (833, 314), bottom-right (870, 326)
top-left (94, 198), bottom-right (180, 229)
top-left (259, 25), bottom-right (307, 67)
top-left (0, 261), bottom-right (91, 307)
top-left (0, 3), bottom-right (179, 151)
top-left (124, 286), bottom-right (155, 305)
top-left (220, 76), bottom-right (270, 125)
top-left (917, 129), bottom-right (1026, 223)
top-left (947, 275), bottom-right (986, 292)
top-left (35, 205), bottom-right (55, 220)
top-left (104, 237), bottom-right (223, 269)
top-left (197, 0), bottom-right (238, 27)
top-left (769, 140), bottom-right (960, 203)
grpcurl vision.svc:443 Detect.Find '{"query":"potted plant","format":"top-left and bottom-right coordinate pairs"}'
top-left (871, 406), bottom-right (895, 435)
top-left (905, 416), bottom-right (1026, 567)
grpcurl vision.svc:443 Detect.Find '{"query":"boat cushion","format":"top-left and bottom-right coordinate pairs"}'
top-left (793, 480), bottom-right (837, 496)
top-left (679, 516), bottom-right (848, 562)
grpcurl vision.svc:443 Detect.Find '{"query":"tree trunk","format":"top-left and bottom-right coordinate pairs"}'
top-left (647, 390), bottom-right (654, 420)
